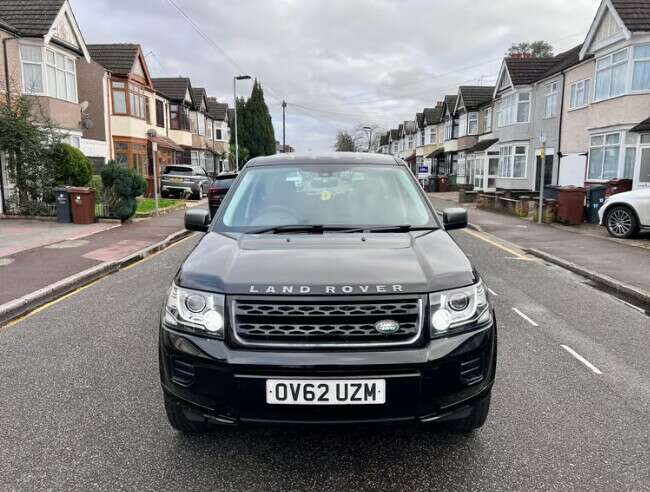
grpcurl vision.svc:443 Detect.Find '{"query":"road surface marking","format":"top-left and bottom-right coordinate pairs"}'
top-left (462, 229), bottom-right (529, 259)
top-left (487, 287), bottom-right (498, 296)
top-left (3, 278), bottom-right (102, 329)
top-left (560, 345), bottom-right (602, 375)
top-left (121, 232), bottom-right (197, 271)
top-left (3, 233), bottom-right (198, 329)
top-left (512, 307), bottom-right (539, 326)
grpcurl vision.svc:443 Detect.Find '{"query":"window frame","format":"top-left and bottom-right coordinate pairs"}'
top-left (594, 48), bottom-right (629, 102)
top-left (543, 81), bottom-right (559, 118)
top-left (632, 43), bottom-right (650, 92)
top-left (496, 91), bottom-right (530, 128)
top-left (155, 99), bottom-right (166, 128)
top-left (497, 144), bottom-right (528, 179)
top-left (569, 78), bottom-right (591, 110)
top-left (587, 131), bottom-right (621, 181)
top-left (467, 111), bottom-right (479, 135)
top-left (19, 42), bottom-right (78, 103)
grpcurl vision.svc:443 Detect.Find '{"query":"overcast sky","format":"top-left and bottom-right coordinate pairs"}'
top-left (70, 0), bottom-right (600, 152)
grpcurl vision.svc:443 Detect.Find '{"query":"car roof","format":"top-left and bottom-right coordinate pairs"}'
top-left (245, 152), bottom-right (402, 167)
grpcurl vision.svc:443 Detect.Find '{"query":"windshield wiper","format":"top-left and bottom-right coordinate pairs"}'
top-left (246, 225), bottom-right (365, 234)
top-left (364, 225), bottom-right (438, 233)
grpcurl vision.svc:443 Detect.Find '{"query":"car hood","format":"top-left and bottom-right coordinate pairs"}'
top-left (176, 230), bottom-right (476, 295)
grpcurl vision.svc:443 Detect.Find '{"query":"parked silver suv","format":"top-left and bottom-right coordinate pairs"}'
top-left (161, 165), bottom-right (212, 200)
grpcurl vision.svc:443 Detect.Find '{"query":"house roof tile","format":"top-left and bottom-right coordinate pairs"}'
top-left (190, 87), bottom-right (207, 110)
top-left (0, 0), bottom-right (63, 36)
top-left (207, 100), bottom-right (228, 120)
top-left (458, 86), bottom-right (495, 109)
top-left (611, 0), bottom-right (650, 32)
top-left (87, 44), bottom-right (140, 75)
top-left (152, 77), bottom-right (192, 101)
top-left (504, 57), bottom-right (558, 86)
top-left (416, 112), bottom-right (424, 128)
top-left (444, 95), bottom-right (458, 114)
top-left (423, 105), bottom-right (444, 125)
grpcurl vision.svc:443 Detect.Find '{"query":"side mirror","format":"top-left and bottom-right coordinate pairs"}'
top-left (442, 207), bottom-right (468, 230)
top-left (185, 209), bottom-right (210, 232)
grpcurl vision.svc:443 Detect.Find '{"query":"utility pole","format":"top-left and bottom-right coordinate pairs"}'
top-left (151, 141), bottom-right (160, 216)
top-left (282, 100), bottom-right (287, 152)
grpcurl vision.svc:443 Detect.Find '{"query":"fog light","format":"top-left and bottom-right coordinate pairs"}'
top-left (203, 310), bottom-right (224, 333)
top-left (431, 309), bottom-right (452, 332)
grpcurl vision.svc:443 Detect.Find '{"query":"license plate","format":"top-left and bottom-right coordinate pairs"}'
top-left (266, 379), bottom-right (385, 405)
top-left (172, 177), bottom-right (183, 182)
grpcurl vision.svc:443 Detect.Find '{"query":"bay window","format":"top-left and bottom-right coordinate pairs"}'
top-left (111, 80), bottom-right (149, 120)
top-left (484, 108), bottom-right (492, 133)
top-left (468, 112), bottom-right (478, 135)
top-left (189, 111), bottom-right (198, 133)
top-left (588, 133), bottom-right (620, 180)
top-left (445, 118), bottom-right (453, 140)
top-left (198, 113), bottom-right (206, 136)
top-left (170, 104), bottom-right (190, 130)
top-left (20, 44), bottom-right (77, 102)
top-left (595, 49), bottom-right (628, 101)
top-left (544, 82), bottom-right (558, 118)
top-left (206, 119), bottom-right (213, 140)
top-left (569, 79), bottom-right (590, 109)
top-left (496, 92), bottom-right (529, 127)
top-left (156, 100), bottom-right (165, 128)
top-left (114, 140), bottom-right (149, 176)
top-left (632, 44), bottom-right (650, 91)
top-left (458, 113), bottom-right (467, 137)
top-left (498, 145), bottom-right (527, 178)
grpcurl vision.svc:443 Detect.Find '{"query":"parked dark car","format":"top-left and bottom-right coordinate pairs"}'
top-left (160, 153), bottom-right (496, 434)
top-left (208, 173), bottom-right (238, 217)
top-left (161, 165), bottom-right (212, 200)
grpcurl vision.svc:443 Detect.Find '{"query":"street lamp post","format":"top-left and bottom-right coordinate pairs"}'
top-left (233, 75), bottom-right (251, 170)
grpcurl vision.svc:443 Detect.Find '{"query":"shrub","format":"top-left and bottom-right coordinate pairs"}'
top-left (100, 162), bottom-right (147, 221)
top-left (90, 174), bottom-right (103, 194)
top-left (52, 143), bottom-right (93, 186)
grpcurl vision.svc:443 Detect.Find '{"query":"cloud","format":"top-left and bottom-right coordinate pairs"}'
top-left (71, 0), bottom-right (598, 151)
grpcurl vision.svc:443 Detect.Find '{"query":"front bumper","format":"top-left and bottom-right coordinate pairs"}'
top-left (159, 313), bottom-right (497, 425)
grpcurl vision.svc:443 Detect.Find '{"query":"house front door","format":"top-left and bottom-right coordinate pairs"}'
top-left (484, 152), bottom-right (498, 192)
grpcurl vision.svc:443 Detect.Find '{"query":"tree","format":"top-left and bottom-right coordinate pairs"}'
top-left (0, 86), bottom-right (61, 214)
top-left (240, 80), bottom-right (276, 160)
top-left (334, 130), bottom-right (356, 152)
top-left (52, 143), bottom-right (93, 186)
top-left (228, 143), bottom-right (249, 168)
top-left (507, 40), bottom-right (553, 58)
top-left (100, 161), bottom-right (147, 222)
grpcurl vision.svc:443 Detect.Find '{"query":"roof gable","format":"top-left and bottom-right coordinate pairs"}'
top-left (152, 77), bottom-right (193, 102)
top-left (580, 0), bottom-right (632, 59)
top-left (0, 0), bottom-right (90, 60)
top-left (443, 95), bottom-right (457, 117)
top-left (87, 44), bottom-right (151, 85)
top-left (458, 86), bottom-right (495, 110)
top-left (207, 98), bottom-right (228, 120)
top-left (191, 87), bottom-right (208, 112)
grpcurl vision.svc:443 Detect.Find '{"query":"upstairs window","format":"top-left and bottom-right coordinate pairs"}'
top-left (170, 104), bottom-right (190, 130)
top-left (544, 82), bottom-right (559, 118)
top-left (206, 119), bottom-right (213, 140)
top-left (496, 93), bottom-right (529, 127)
top-left (198, 113), bottom-right (206, 136)
top-left (632, 44), bottom-right (650, 91)
top-left (484, 107), bottom-right (492, 132)
top-left (595, 49), bottom-right (628, 101)
top-left (156, 100), bottom-right (165, 128)
top-left (189, 111), bottom-right (198, 133)
top-left (20, 44), bottom-right (77, 103)
top-left (215, 128), bottom-right (223, 140)
top-left (569, 79), bottom-right (591, 109)
top-left (468, 112), bottom-right (479, 135)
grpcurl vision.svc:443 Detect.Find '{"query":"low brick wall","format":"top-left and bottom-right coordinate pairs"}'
top-left (476, 192), bottom-right (558, 222)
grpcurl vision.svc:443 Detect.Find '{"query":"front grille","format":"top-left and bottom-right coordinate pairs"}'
top-left (230, 296), bottom-right (424, 348)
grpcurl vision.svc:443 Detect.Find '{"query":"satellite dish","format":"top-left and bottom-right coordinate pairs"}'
top-left (80, 100), bottom-right (89, 112)
top-left (146, 129), bottom-right (158, 138)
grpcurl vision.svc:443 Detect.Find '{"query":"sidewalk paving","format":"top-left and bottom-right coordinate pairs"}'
top-left (0, 202), bottom-right (205, 306)
top-left (428, 192), bottom-right (650, 304)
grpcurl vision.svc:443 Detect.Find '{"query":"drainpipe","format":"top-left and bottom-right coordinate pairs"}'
top-left (556, 72), bottom-right (566, 184)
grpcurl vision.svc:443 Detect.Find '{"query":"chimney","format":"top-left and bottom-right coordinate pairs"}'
top-left (510, 53), bottom-right (534, 59)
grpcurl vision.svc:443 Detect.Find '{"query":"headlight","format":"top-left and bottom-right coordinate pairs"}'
top-left (164, 284), bottom-right (225, 338)
top-left (429, 281), bottom-right (490, 337)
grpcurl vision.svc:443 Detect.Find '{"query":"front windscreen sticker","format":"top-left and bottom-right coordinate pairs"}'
top-left (321, 190), bottom-right (332, 201)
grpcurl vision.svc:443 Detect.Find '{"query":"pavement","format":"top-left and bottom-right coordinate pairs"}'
top-left (429, 192), bottom-right (650, 306)
top-left (0, 229), bottom-right (648, 490)
top-left (0, 200), bottom-right (207, 307)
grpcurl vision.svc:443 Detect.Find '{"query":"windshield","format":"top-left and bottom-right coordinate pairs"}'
top-left (163, 166), bottom-right (193, 175)
top-left (217, 164), bottom-right (435, 231)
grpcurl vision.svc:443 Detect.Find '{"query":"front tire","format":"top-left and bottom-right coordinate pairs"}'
top-left (606, 206), bottom-right (638, 239)
top-left (450, 392), bottom-right (491, 433)
top-left (164, 394), bottom-right (213, 434)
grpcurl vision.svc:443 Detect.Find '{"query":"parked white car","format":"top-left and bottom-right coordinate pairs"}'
top-left (598, 188), bottom-right (650, 238)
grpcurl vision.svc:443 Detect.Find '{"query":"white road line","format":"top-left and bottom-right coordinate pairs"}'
top-left (512, 307), bottom-right (539, 326)
top-left (560, 345), bottom-right (602, 375)
top-left (487, 287), bottom-right (498, 296)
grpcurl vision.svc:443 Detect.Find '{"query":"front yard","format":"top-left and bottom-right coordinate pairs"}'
top-left (135, 197), bottom-right (185, 216)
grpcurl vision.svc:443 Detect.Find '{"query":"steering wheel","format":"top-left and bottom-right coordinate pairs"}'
top-left (252, 205), bottom-right (299, 225)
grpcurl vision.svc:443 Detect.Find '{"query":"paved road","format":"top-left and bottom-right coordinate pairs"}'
top-left (1, 230), bottom-right (648, 490)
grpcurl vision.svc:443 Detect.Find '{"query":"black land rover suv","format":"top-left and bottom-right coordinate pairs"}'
top-left (160, 152), bottom-right (496, 433)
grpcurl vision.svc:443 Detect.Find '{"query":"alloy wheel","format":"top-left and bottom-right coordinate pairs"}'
top-left (607, 208), bottom-right (633, 237)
